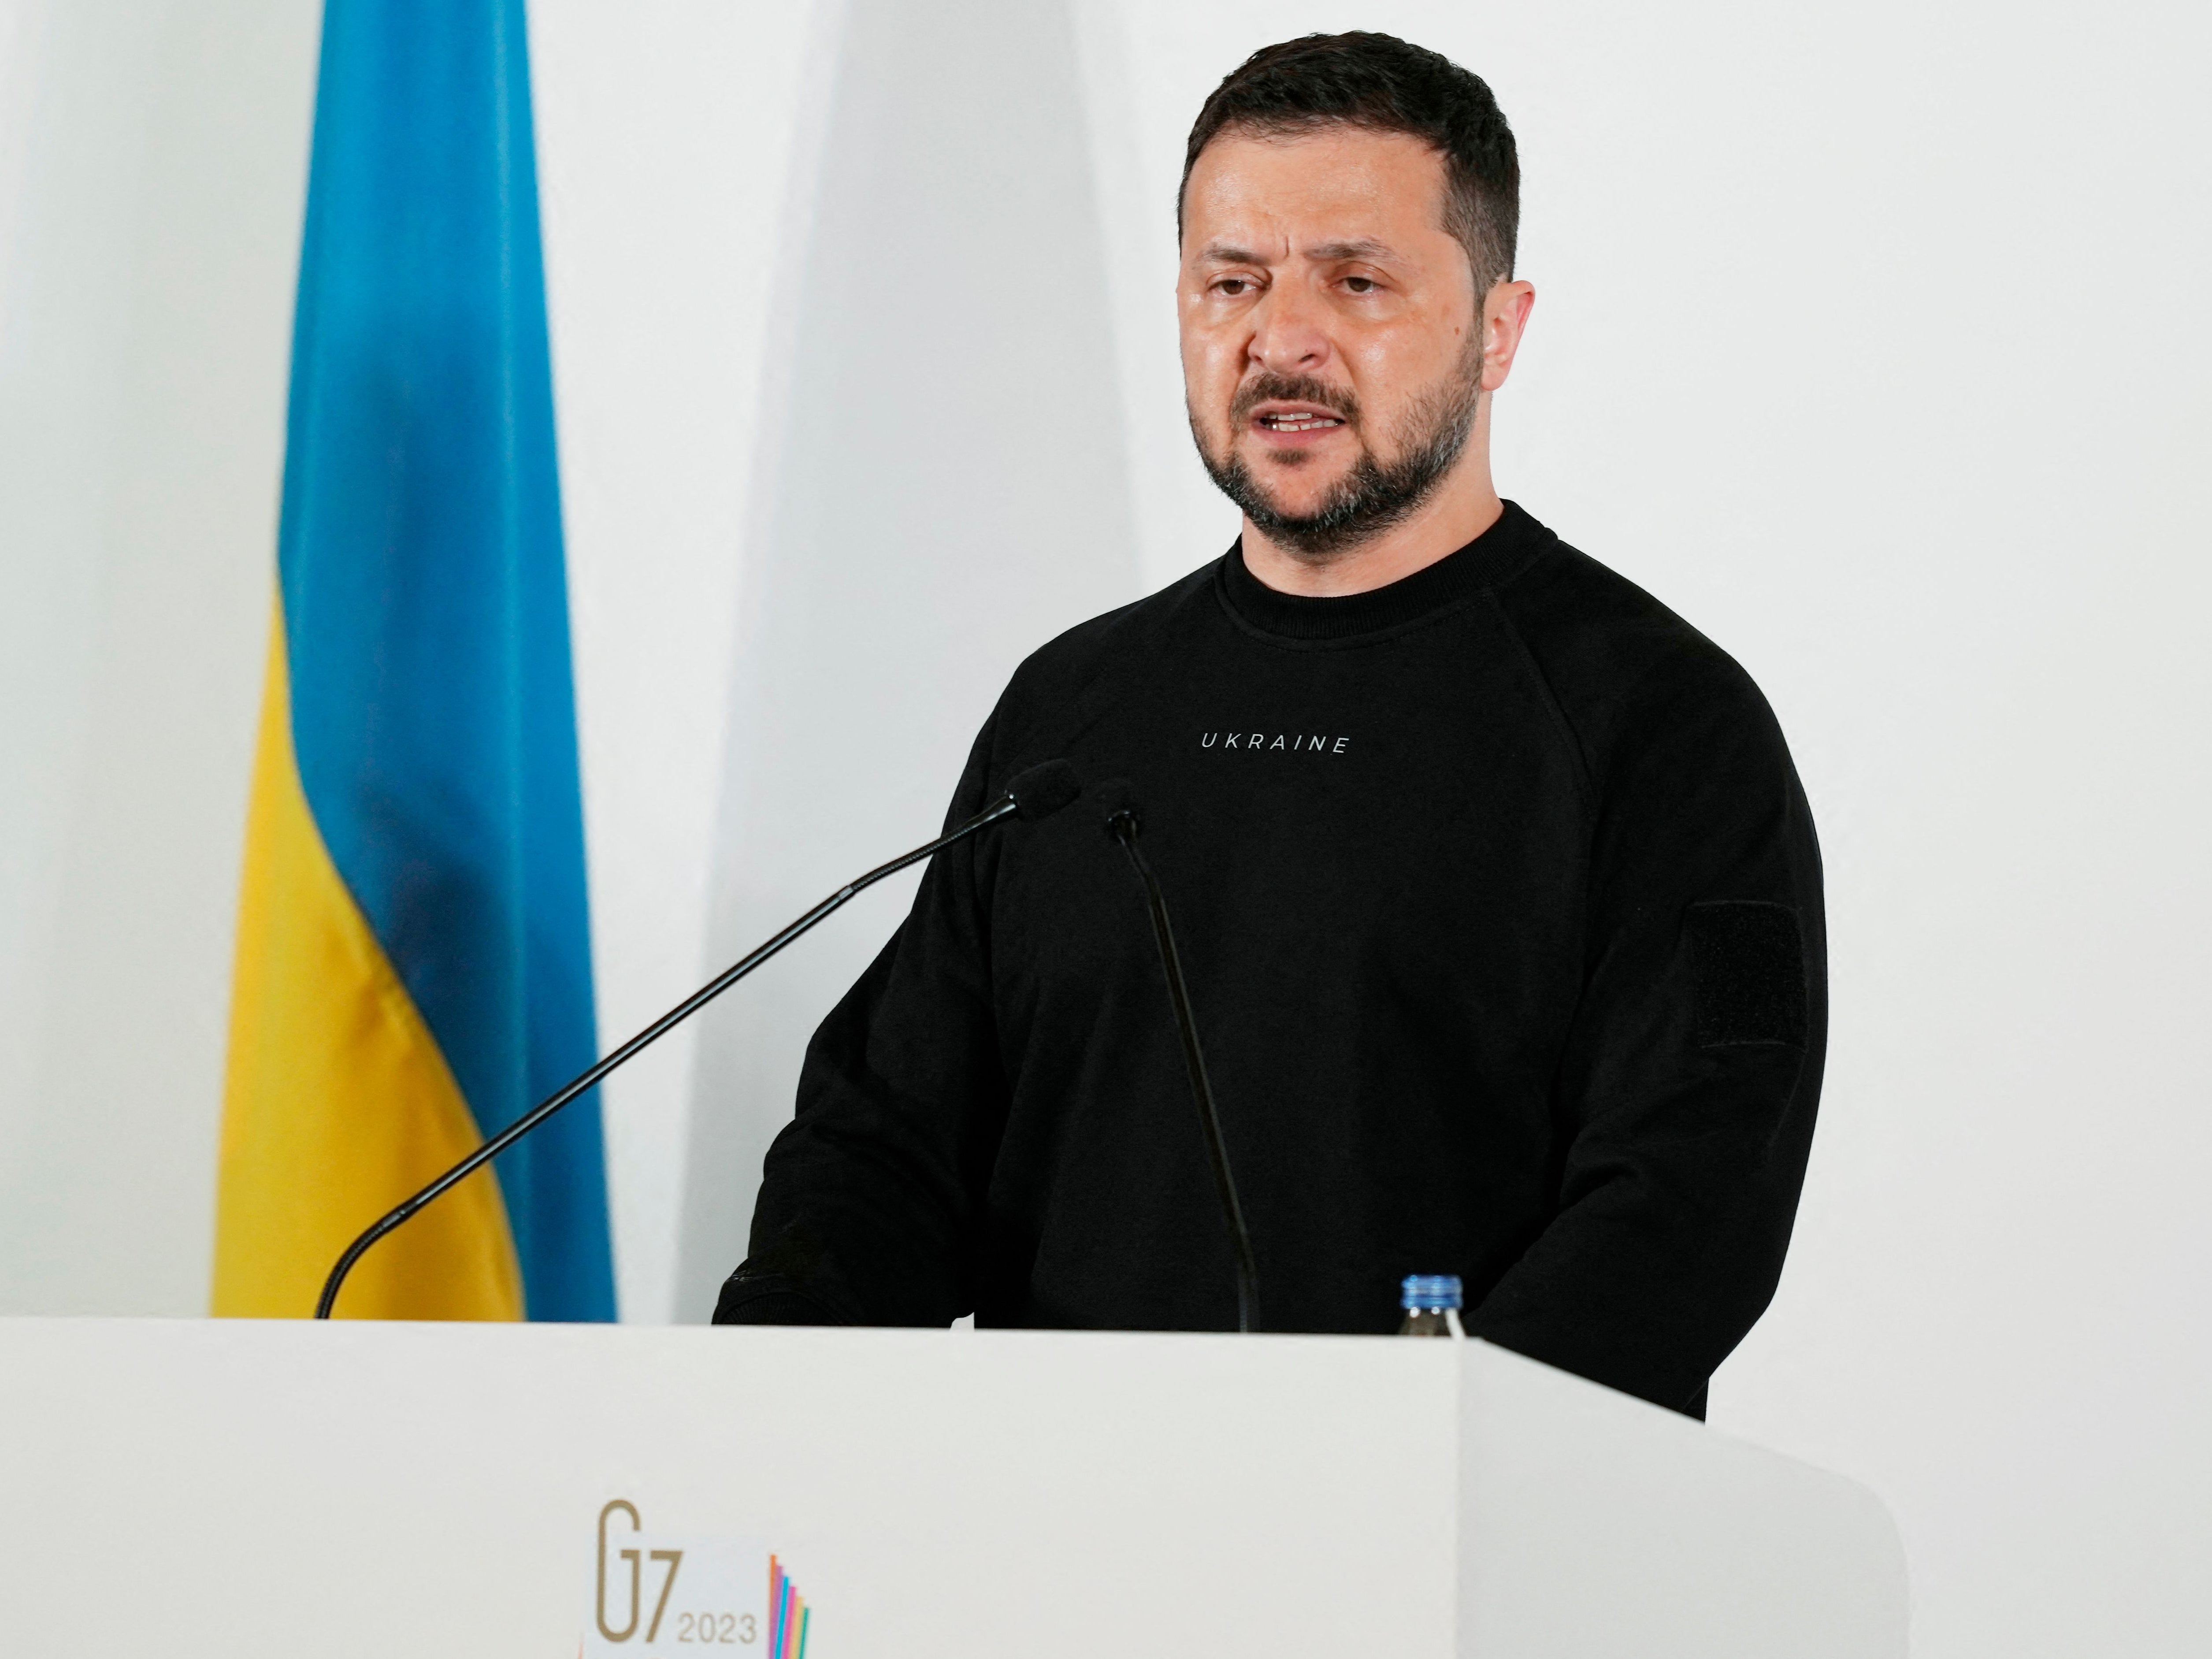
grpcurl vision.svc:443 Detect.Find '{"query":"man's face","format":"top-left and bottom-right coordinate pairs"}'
top-left (1179, 125), bottom-right (1486, 557)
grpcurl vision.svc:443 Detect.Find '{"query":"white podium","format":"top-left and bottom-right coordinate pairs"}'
top-left (0, 1318), bottom-right (1904, 1656)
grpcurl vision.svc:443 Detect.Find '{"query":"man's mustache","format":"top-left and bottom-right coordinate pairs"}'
top-left (1230, 373), bottom-right (1362, 429)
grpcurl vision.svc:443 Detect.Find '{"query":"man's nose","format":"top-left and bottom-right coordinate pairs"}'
top-left (1246, 282), bottom-right (1332, 377)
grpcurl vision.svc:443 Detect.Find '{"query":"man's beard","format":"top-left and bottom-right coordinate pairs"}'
top-left (1192, 347), bottom-right (1484, 560)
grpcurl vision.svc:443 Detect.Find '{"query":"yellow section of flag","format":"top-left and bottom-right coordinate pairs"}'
top-left (212, 605), bottom-right (522, 1320)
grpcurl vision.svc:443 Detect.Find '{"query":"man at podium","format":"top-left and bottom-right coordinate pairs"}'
top-left (715, 31), bottom-right (1825, 1421)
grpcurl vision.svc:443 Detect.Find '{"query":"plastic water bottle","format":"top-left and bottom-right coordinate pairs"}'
top-left (1398, 1274), bottom-right (1465, 1337)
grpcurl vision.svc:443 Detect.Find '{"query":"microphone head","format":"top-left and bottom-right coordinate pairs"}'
top-left (1006, 758), bottom-right (1082, 822)
top-left (1095, 777), bottom-right (1142, 843)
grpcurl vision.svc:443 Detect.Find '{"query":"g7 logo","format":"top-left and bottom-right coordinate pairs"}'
top-left (597, 1499), bottom-right (684, 1643)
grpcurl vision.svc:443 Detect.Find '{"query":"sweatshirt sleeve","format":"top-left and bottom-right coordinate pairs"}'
top-left (1463, 643), bottom-right (1827, 1415)
top-left (712, 719), bottom-right (1006, 1327)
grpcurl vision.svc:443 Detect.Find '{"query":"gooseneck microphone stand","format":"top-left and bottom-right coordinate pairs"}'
top-left (315, 760), bottom-right (1083, 1320)
top-left (1106, 802), bottom-right (1259, 1334)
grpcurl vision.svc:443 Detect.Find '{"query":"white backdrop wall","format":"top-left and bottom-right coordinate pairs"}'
top-left (667, 0), bottom-right (1141, 1321)
top-left (530, 0), bottom-right (821, 1381)
top-left (0, 4), bottom-right (2206, 1655)
top-left (0, 0), bottom-right (317, 1315)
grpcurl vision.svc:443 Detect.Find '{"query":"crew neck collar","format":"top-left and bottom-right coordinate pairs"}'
top-left (1216, 501), bottom-right (1550, 643)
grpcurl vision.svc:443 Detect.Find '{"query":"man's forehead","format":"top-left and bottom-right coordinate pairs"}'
top-left (1182, 126), bottom-right (1451, 250)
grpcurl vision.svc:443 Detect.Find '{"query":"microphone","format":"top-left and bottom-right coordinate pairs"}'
top-left (1100, 783), bottom-right (1259, 1334)
top-left (315, 757), bottom-right (1084, 1319)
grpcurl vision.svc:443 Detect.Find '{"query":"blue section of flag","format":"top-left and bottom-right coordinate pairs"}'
top-left (275, 0), bottom-right (614, 1320)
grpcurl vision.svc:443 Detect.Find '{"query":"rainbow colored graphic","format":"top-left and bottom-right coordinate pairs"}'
top-left (767, 1555), bottom-right (811, 1659)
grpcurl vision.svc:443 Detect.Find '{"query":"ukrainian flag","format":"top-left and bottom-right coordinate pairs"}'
top-left (213, 0), bottom-right (615, 1322)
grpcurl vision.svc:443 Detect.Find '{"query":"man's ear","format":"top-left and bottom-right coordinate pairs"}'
top-left (1480, 280), bottom-right (1537, 391)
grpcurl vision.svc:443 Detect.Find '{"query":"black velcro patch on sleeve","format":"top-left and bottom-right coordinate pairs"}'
top-left (1685, 900), bottom-right (1807, 1048)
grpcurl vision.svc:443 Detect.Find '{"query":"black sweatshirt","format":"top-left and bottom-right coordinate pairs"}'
top-left (715, 502), bottom-right (1826, 1417)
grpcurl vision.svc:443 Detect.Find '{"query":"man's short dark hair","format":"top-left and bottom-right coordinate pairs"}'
top-left (1180, 32), bottom-right (1520, 295)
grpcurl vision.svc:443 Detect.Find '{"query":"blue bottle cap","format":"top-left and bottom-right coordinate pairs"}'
top-left (1401, 1273), bottom-right (1463, 1312)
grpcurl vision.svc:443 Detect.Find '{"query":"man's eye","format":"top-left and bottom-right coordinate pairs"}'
top-left (1344, 276), bottom-right (1378, 294)
top-left (1214, 278), bottom-right (1252, 297)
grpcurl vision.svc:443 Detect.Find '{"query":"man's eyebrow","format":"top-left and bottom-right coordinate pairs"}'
top-left (1306, 238), bottom-right (1399, 263)
top-left (1193, 238), bottom-right (1403, 266)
